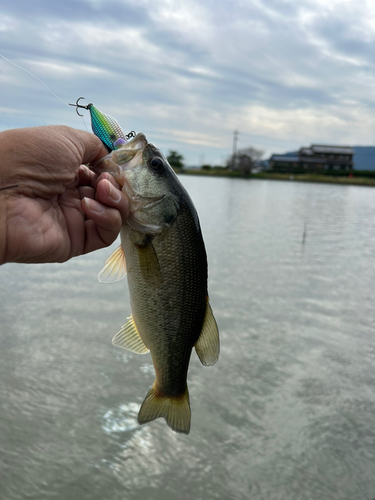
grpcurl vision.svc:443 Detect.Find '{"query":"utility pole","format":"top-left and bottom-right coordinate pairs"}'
top-left (231, 130), bottom-right (239, 170)
top-left (200, 154), bottom-right (205, 168)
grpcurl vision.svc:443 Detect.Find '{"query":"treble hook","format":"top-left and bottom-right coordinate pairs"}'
top-left (126, 131), bottom-right (136, 140)
top-left (69, 97), bottom-right (92, 117)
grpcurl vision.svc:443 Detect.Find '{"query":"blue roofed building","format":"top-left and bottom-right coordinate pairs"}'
top-left (269, 145), bottom-right (354, 172)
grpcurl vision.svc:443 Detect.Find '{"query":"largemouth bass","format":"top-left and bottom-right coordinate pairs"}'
top-left (86, 104), bottom-right (219, 434)
top-left (94, 134), bottom-right (219, 434)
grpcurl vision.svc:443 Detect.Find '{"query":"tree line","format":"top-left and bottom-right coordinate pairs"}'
top-left (167, 146), bottom-right (264, 174)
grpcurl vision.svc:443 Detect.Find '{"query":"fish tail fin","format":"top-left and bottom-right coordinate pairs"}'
top-left (138, 384), bottom-right (191, 434)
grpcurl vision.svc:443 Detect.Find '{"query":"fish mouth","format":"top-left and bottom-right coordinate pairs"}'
top-left (91, 133), bottom-right (148, 181)
top-left (125, 133), bottom-right (148, 152)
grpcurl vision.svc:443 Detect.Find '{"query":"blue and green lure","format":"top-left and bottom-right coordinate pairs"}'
top-left (69, 97), bottom-right (135, 151)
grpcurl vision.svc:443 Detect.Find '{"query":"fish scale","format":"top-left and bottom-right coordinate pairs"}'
top-left (124, 201), bottom-right (207, 397)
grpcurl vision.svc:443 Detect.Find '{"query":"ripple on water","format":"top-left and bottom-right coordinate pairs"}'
top-left (3, 179), bottom-right (375, 499)
top-left (102, 403), bottom-right (140, 435)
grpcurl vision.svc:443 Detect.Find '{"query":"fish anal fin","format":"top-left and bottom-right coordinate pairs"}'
top-left (195, 301), bottom-right (220, 366)
top-left (98, 244), bottom-right (126, 283)
top-left (138, 384), bottom-right (191, 434)
top-left (136, 240), bottom-right (161, 286)
top-left (112, 315), bottom-right (149, 354)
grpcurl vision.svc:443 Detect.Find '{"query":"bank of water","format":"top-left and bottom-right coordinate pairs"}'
top-left (182, 168), bottom-right (375, 186)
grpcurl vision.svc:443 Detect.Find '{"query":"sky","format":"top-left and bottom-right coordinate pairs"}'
top-left (1, 0), bottom-right (375, 166)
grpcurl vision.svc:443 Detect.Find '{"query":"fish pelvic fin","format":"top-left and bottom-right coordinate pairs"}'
top-left (98, 244), bottom-right (126, 283)
top-left (195, 301), bottom-right (220, 366)
top-left (138, 385), bottom-right (191, 434)
top-left (112, 315), bottom-right (149, 354)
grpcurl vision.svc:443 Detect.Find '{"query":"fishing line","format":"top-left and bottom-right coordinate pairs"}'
top-left (80, 115), bottom-right (89, 132)
top-left (1, 53), bottom-right (91, 131)
top-left (0, 53), bottom-right (70, 107)
top-left (0, 54), bottom-right (106, 136)
top-left (0, 185), bottom-right (18, 191)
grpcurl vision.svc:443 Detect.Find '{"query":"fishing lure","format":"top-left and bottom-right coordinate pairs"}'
top-left (1, 54), bottom-right (134, 151)
top-left (69, 97), bottom-right (135, 151)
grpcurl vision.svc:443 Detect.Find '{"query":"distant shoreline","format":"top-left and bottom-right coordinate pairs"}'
top-left (177, 169), bottom-right (375, 187)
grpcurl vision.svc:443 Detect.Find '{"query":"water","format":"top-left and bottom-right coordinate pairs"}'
top-left (1, 177), bottom-right (375, 500)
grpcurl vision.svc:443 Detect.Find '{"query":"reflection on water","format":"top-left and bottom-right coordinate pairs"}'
top-left (1, 178), bottom-right (375, 499)
top-left (102, 403), bottom-right (140, 434)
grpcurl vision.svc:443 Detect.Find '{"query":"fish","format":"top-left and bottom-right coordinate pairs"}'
top-left (92, 130), bottom-right (220, 435)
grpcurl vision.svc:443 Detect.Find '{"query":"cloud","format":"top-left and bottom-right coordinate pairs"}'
top-left (1, 0), bottom-right (375, 164)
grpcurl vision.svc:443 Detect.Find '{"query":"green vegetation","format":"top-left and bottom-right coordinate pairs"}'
top-left (179, 169), bottom-right (375, 186)
top-left (167, 150), bottom-right (184, 170)
top-left (269, 168), bottom-right (375, 178)
top-left (181, 168), bottom-right (244, 177)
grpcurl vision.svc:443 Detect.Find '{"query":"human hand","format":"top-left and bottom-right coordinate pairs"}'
top-left (0, 125), bottom-right (129, 265)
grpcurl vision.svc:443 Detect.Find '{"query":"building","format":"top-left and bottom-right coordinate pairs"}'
top-left (269, 145), bottom-right (355, 172)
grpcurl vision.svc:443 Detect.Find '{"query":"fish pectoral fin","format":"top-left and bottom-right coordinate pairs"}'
top-left (138, 385), bottom-right (191, 434)
top-left (98, 245), bottom-right (127, 283)
top-left (194, 301), bottom-right (220, 366)
top-left (136, 241), bottom-right (162, 286)
top-left (112, 315), bottom-right (149, 354)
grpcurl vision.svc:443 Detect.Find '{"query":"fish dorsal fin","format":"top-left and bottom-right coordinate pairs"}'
top-left (112, 315), bottom-right (149, 354)
top-left (195, 301), bottom-right (220, 366)
top-left (136, 240), bottom-right (162, 287)
top-left (98, 245), bottom-right (127, 283)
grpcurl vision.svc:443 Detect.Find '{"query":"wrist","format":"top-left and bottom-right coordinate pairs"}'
top-left (0, 129), bottom-right (18, 265)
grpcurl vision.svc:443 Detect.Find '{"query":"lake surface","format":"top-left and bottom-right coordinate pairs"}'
top-left (1, 177), bottom-right (375, 500)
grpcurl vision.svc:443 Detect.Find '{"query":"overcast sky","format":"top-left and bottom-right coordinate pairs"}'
top-left (1, 0), bottom-right (375, 165)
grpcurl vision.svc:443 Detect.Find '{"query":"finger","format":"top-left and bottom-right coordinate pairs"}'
top-left (83, 219), bottom-right (114, 254)
top-left (81, 200), bottom-right (123, 253)
top-left (95, 178), bottom-right (129, 224)
top-left (66, 171), bottom-right (80, 190)
top-left (95, 172), bottom-right (121, 190)
top-left (78, 185), bottom-right (95, 200)
top-left (69, 129), bottom-right (109, 164)
top-left (78, 165), bottom-right (98, 188)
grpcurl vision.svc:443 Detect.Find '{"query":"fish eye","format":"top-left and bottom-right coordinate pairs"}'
top-left (149, 157), bottom-right (164, 171)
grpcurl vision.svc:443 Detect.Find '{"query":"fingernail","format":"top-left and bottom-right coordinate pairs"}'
top-left (108, 182), bottom-right (122, 202)
top-left (84, 197), bottom-right (105, 213)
